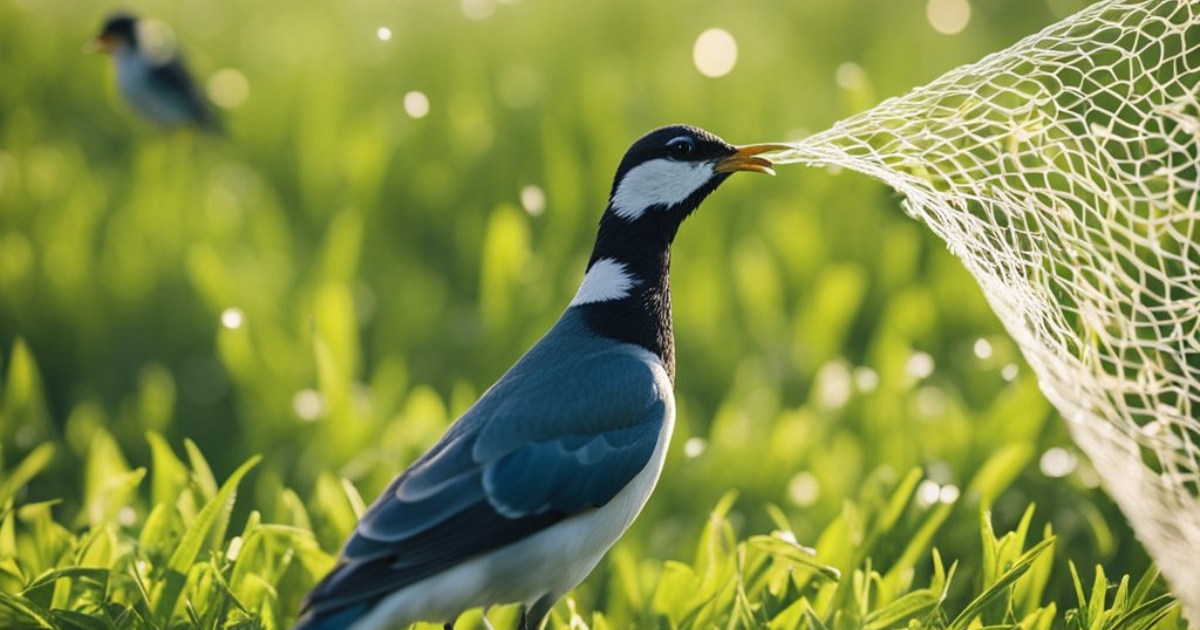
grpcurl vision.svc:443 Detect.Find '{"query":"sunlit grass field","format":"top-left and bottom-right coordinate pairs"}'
top-left (0, 0), bottom-right (1188, 627)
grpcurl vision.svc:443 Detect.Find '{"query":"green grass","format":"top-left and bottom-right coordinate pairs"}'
top-left (0, 0), bottom-right (1187, 627)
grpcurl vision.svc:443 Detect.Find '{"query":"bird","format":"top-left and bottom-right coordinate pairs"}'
top-left (293, 125), bottom-right (787, 630)
top-left (86, 13), bottom-right (221, 132)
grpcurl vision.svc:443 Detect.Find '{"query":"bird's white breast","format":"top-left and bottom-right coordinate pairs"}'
top-left (350, 365), bottom-right (676, 630)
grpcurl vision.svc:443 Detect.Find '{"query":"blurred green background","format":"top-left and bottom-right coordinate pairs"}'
top-left (0, 0), bottom-right (1164, 624)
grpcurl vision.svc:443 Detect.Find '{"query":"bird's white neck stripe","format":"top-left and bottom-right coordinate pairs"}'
top-left (609, 159), bottom-right (713, 220)
top-left (570, 258), bottom-right (639, 306)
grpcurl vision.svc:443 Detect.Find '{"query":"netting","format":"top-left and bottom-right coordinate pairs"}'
top-left (768, 0), bottom-right (1200, 620)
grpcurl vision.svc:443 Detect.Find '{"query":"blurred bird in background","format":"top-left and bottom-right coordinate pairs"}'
top-left (292, 125), bottom-right (786, 630)
top-left (86, 13), bottom-right (221, 133)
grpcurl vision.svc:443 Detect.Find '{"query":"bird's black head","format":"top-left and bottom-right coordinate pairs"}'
top-left (605, 124), bottom-right (785, 223)
top-left (91, 13), bottom-right (139, 51)
top-left (577, 126), bottom-right (787, 376)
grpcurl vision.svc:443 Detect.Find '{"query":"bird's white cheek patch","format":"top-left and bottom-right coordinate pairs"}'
top-left (610, 159), bottom-right (713, 220)
top-left (570, 258), bottom-right (639, 306)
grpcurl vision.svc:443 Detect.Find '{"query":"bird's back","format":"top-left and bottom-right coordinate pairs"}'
top-left (114, 47), bottom-right (219, 131)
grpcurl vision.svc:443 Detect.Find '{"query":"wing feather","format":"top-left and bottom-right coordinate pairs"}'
top-left (300, 344), bottom-right (671, 620)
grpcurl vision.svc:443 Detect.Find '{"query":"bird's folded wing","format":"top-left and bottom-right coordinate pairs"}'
top-left (300, 350), bottom-right (670, 614)
top-left (148, 59), bottom-right (219, 129)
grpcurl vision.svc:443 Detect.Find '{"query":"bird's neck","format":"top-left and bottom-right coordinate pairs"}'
top-left (571, 211), bottom-right (682, 381)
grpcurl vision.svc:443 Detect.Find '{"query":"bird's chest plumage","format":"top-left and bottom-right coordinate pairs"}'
top-left (113, 49), bottom-right (189, 126)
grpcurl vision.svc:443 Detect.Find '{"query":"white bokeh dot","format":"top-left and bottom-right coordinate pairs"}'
top-left (916, 479), bottom-right (942, 507)
top-left (1001, 363), bottom-right (1019, 381)
top-left (404, 91), bottom-right (430, 118)
top-left (683, 437), bottom-right (707, 458)
top-left (926, 0), bottom-right (971, 35)
top-left (788, 471), bottom-right (821, 507)
top-left (293, 389), bottom-right (325, 421)
top-left (835, 62), bottom-right (867, 90)
top-left (906, 351), bottom-right (935, 380)
top-left (815, 362), bottom-right (852, 409)
top-left (520, 185), bottom-right (546, 216)
top-left (693, 28), bottom-right (738, 78)
top-left (376, 27), bottom-right (392, 41)
top-left (207, 69), bottom-right (249, 109)
top-left (853, 366), bottom-right (879, 393)
top-left (1040, 447), bottom-right (1078, 478)
top-left (117, 506), bottom-right (137, 526)
top-left (220, 307), bottom-right (244, 330)
top-left (462, 0), bottom-right (495, 20)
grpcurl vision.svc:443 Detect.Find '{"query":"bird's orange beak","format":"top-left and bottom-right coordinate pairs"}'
top-left (714, 143), bottom-right (793, 176)
top-left (83, 35), bottom-right (113, 54)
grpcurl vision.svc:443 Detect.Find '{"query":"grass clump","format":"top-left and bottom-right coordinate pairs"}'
top-left (0, 427), bottom-right (1184, 629)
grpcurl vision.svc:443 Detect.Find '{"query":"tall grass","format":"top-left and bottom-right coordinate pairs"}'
top-left (0, 0), bottom-right (1183, 627)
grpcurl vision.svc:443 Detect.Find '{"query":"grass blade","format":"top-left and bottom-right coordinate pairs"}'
top-left (0, 591), bottom-right (53, 628)
top-left (153, 455), bottom-right (260, 623)
top-left (0, 444), bottom-right (54, 507)
top-left (748, 535), bottom-right (841, 582)
top-left (864, 590), bottom-right (940, 629)
top-left (947, 538), bottom-right (1054, 630)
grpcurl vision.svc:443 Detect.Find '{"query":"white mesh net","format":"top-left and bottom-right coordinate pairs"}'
top-left (769, 0), bottom-right (1200, 620)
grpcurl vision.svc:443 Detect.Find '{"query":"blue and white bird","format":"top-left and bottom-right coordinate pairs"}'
top-left (293, 126), bottom-right (786, 630)
top-left (87, 13), bottom-right (221, 132)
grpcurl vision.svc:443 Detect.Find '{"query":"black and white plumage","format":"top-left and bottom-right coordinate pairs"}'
top-left (293, 125), bottom-right (785, 630)
top-left (88, 13), bottom-right (221, 132)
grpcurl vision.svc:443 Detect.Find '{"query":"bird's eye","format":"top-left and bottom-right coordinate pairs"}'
top-left (666, 137), bottom-right (695, 159)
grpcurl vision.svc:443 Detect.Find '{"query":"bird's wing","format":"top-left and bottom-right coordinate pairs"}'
top-left (300, 348), bottom-right (670, 615)
top-left (146, 57), bottom-right (221, 131)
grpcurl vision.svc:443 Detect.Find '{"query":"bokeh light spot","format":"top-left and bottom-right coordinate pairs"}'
top-left (973, 337), bottom-right (993, 359)
top-left (916, 479), bottom-right (941, 508)
top-left (693, 28), bottom-right (738, 78)
top-left (293, 389), bottom-right (325, 421)
top-left (117, 507), bottom-right (137, 526)
top-left (906, 351), bottom-right (935, 380)
top-left (1001, 363), bottom-right (1020, 381)
top-left (683, 437), bottom-right (707, 458)
top-left (220, 307), bottom-right (244, 330)
top-left (1040, 447), bottom-right (1078, 477)
top-left (835, 62), bottom-right (867, 90)
top-left (853, 366), bottom-right (879, 393)
top-left (788, 471), bottom-right (820, 507)
top-left (137, 18), bottom-right (178, 66)
top-left (915, 386), bottom-right (948, 416)
top-left (462, 0), bottom-right (495, 20)
top-left (815, 361), bottom-right (852, 409)
top-left (404, 91), bottom-right (431, 118)
top-left (927, 0), bottom-right (971, 35)
top-left (376, 27), bottom-right (392, 41)
top-left (520, 185), bottom-right (546, 216)
top-left (207, 68), bottom-right (250, 109)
